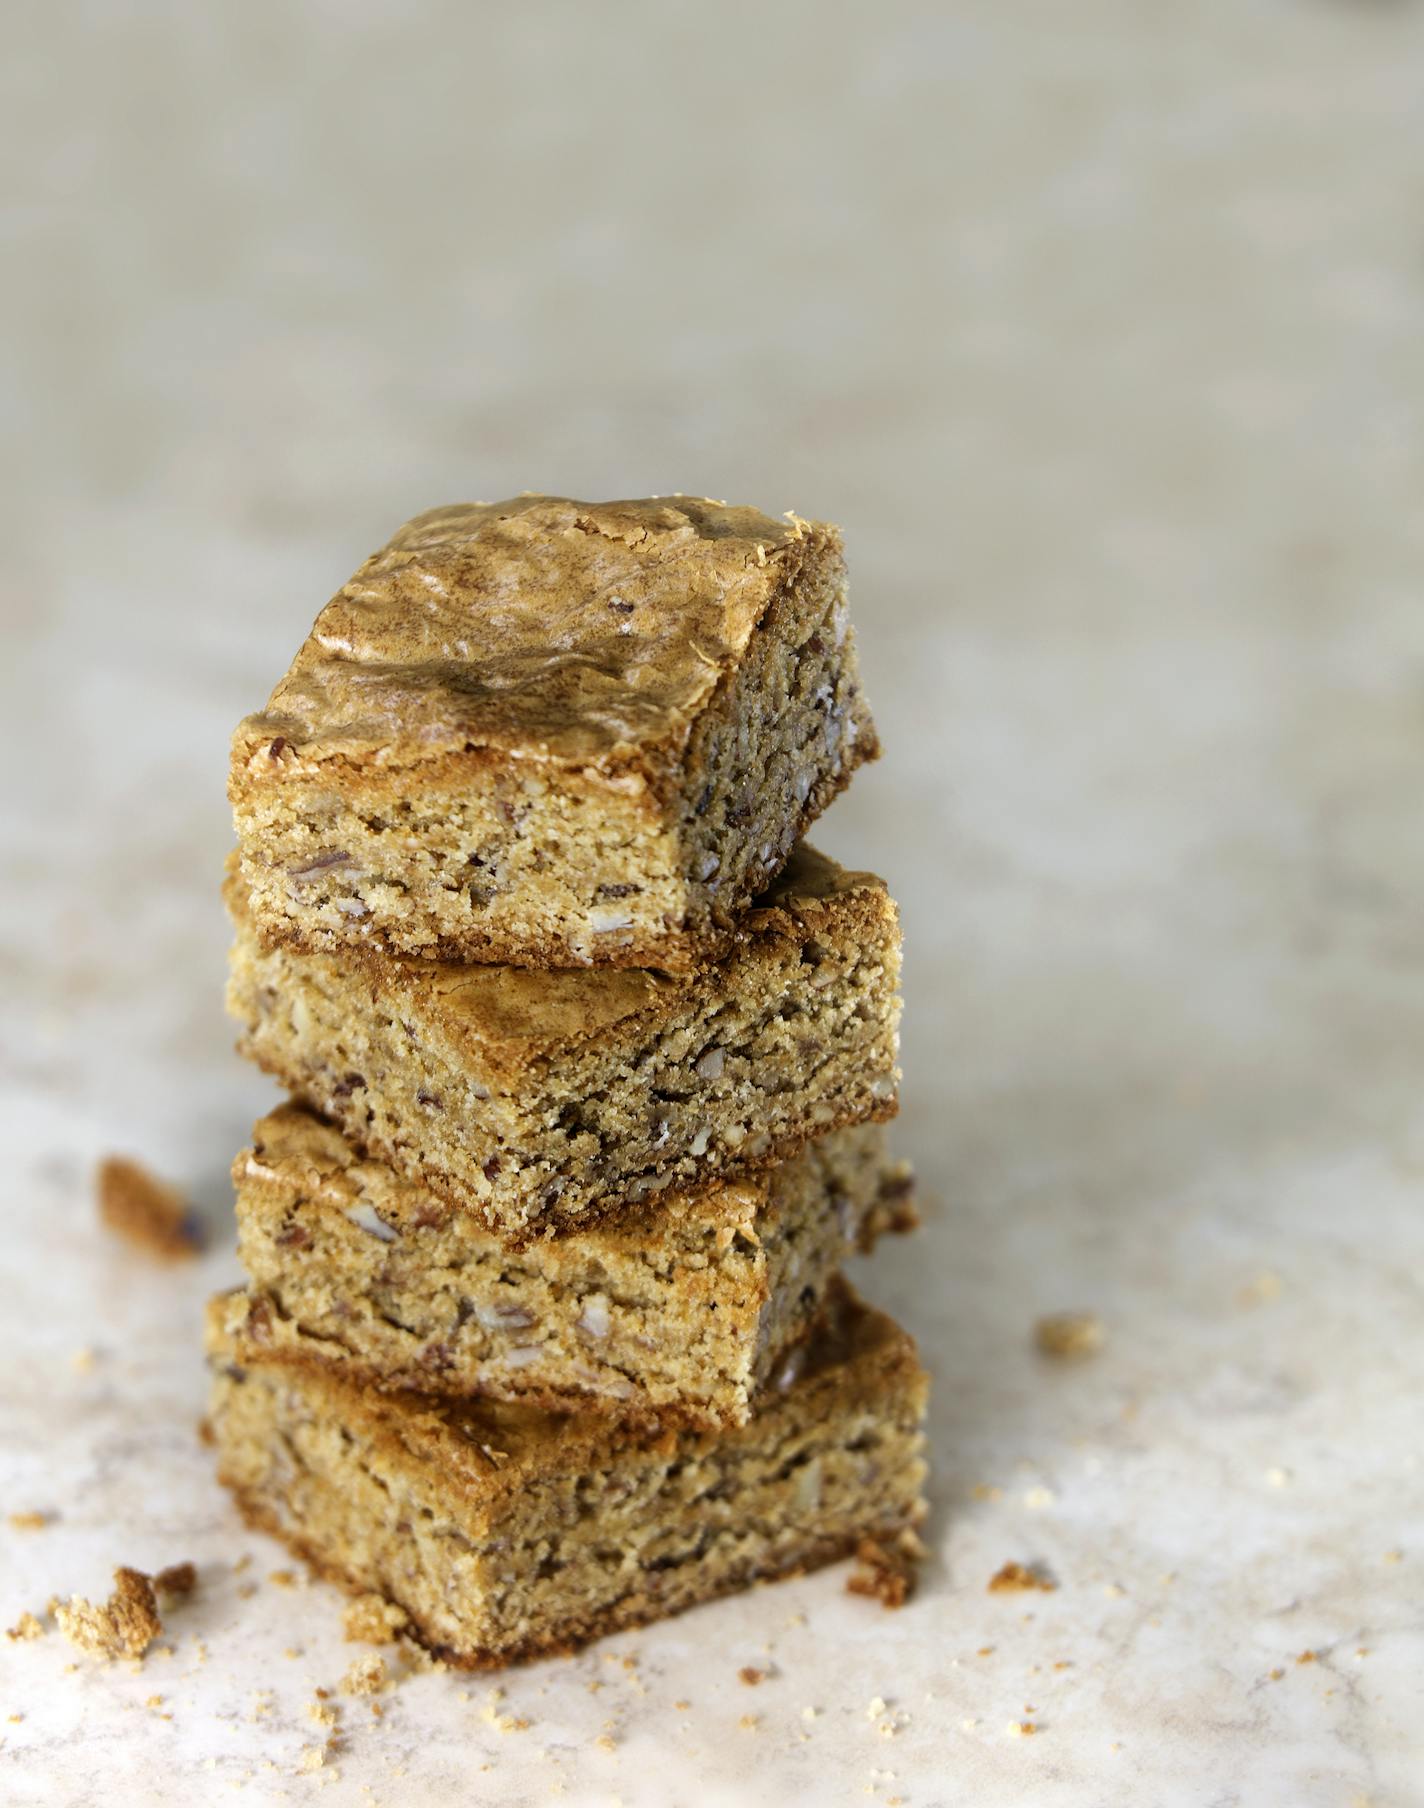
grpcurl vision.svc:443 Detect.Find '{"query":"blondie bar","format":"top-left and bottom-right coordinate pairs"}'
top-left (206, 1284), bottom-right (929, 1668)
top-left (225, 844), bottom-right (901, 1243)
top-left (226, 1104), bottom-right (917, 1427)
top-left (229, 496), bottom-right (878, 970)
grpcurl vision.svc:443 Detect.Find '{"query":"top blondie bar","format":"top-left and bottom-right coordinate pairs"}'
top-left (230, 494), bottom-right (878, 969)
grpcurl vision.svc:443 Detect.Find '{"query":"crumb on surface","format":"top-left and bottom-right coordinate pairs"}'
top-left (71, 1346), bottom-right (97, 1374)
top-left (54, 1567), bottom-right (163, 1662)
top-left (340, 1656), bottom-right (389, 1696)
top-left (96, 1156), bottom-right (205, 1261)
top-left (7, 1511), bottom-right (52, 1532)
top-left (155, 1562), bottom-right (197, 1601)
top-left (343, 1593), bottom-right (408, 1645)
top-left (988, 1561), bottom-right (1058, 1595)
top-left (738, 1667), bottom-right (767, 1687)
top-left (6, 1612), bottom-right (44, 1642)
top-left (1034, 1311), bottom-right (1104, 1361)
top-left (847, 1531), bottom-right (924, 1608)
top-left (1296, 1649), bottom-right (1319, 1665)
top-left (269, 1569), bottom-right (298, 1589)
top-left (1007, 1720), bottom-right (1038, 1738)
top-left (738, 1713), bottom-right (760, 1730)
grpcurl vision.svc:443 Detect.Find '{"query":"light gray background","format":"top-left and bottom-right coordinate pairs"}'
top-left (3, 3), bottom-right (1422, 1804)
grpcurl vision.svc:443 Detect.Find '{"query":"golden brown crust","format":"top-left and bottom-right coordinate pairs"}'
top-left (230, 495), bottom-right (833, 788)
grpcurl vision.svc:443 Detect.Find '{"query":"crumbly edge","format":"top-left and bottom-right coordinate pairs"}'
top-left (228, 536), bottom-right (875, 970)
top-left (207, 1330), bottom-right (927, 1667)
top-left (226, 894), bottom-right (901, 1244)
top-left (231, 1124), bottom-right (908, 1426)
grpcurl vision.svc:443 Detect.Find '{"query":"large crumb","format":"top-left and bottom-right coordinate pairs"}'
top-left (155, 1562), bottom-right (198, 1602)
top-left (54, 1567), bottom-right (163, 1661)
top-left (988, 1561), bottom-right (1058, 1595)
top-left (343, 1594), bottom-right (409, 1645)
top-left (96, 1157), bottom-right (204, 1262)
top-left (847, 1530), bottom-right (925, 1608)
top-left (1033, 1311), bottom-right (1104, 1361)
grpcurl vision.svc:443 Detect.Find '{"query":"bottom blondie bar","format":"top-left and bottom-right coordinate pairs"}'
top-left (206, 1285), bottom-right (928, 1668)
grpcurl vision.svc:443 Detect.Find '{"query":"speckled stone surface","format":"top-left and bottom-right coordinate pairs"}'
top-left (3, 3), bottom-right (1423, 1804)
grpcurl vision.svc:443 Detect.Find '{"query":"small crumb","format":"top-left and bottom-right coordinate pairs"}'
top-left (1006, 1720), bottom-right (1038, 1738)
top-left (96, 1155), bottom-right (205, 1261)
top-left (297, 1746), bottom-right (326, 1774)
top-left (594, 1735), bottom-right (617, 1753)
top-left (976, 1646), bottom-right (994, 1658)
top-left (343, 1594), bottom-right (408, 1645)
top-left (1034, 1311), bottom-right (1104, 1361)
top-left (801, 1706), bottom-right (819, 1722)
top-left (1296, 1649), bottom-right (1319, 1665)
top-left (867, 1697), bottom-right (887, 1719)
top-left (1384, 1549), bottom-right (1403, 1564)
top-left (155, 1563), bottom-right (197, 1602)
top-left (674, 1700), bottom-right (691, 1712)
top-left (970, 1483), bottom-right (1002, 1502)
top-left (233, 1555), bottom-right (252, 1574)
top-left (847, 1531), bottom-right (924, 1608)
top-left (1238, 1271), bottom-right (1282, 1307)
top-left (236, 1583), bottom-right (258, 1600)
top-left (268, 1570), bottom-right (298, 1589)
top-left (307, 1699), bottom-right (339, 1729)
top-left (1268, 1668), bottom-right (1285, 1682)
top-left (1102, 1582), bottom-right (1126, 1599)
top-left (340, 1656), bottom-right (389, 1697)
top-left (738, 1714), bottom-right (759, 1731)
top-left (988, 1562), bottom-right (1058, 1595)
top-left (738, 1667), bottom-right (766, 1687)
top-left (1265, 1468), bottom-right (1292, 1488)
top-left (1023, 1487), bottom-right (1056, 1510)
top-left (54, 1567), bottom-right (163, 1662)
top-left (8, 1511), bottom-right (52, 1532)
top-left (145, 1694), bottom-right (164, 1710)
top-left (71, 1347), bottom-right (96, 1374)
top-left (961, 1717), bottom-right (978, 1731)
top-left (6, 1612), bottom-right (44, 1642)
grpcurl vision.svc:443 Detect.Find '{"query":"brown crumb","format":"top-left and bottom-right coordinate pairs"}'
top-left (674, 1699), bottom-right (691, 1711)
top-left (343, 1593), bottom-right (408, 1645)
top-left (738, 1713), bottom-right (760, 1730)
top-left (1296, 1649), bottom-right (1319, 1665)
top-left (1034, 1311), bottom-right (1104, 1361)
top-left (1007, 1720), bottom-right (1038, 1738)
top-left (96, 1156), bottom-right (204, 1262)
top-left (7, 1511), bottom-right (52, 1532)
top-left (340, 1656), bottom-right (389, 1697)
top-left (6, 1612), bottom-right (44, 1642)
top-left (594, 1734), bottom-right (617, 1753)
top-left (847, 1531), bottom-right (925, 1608)
top-left (988, 1561), bottom-right (1058, 1595)
top-left (1268, 1667), bottom-right (1285, 1681)
top-left (54, 1567), bottom-right (163, 1662)
top-left (738, 1667), bottom-right (766, 1687)
top-left (268, 1569), bottom-right (298, 1589)
top-left (154, 1562), bottom-right (197, 1601)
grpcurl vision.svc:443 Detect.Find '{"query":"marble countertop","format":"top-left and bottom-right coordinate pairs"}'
top-left (3, 3), bottom-right (1422, 1803)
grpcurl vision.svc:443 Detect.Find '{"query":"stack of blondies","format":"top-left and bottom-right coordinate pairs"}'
top-left (207, 494), bottom-right (929, 1667)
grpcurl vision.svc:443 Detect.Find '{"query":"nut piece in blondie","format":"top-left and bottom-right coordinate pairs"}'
top-left (230, 495), bottom-right (878, 969)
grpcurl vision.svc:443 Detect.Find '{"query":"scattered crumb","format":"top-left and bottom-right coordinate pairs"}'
top-left (1238, 1271), bottom-right (1282, 1307)
top-left (1268, 1668), bottom-right (1285, 1682)
top-left (1034, 1311), bottom-right (1104, 1361)
top-left (738, 1667), bottom-right (767, 1687)
top-left (1023, 1487), bottom-right (1056, 1510)
top-left (6, 1613), bottom-right (44, 1642)
top-left (71, 1347), bottom-right (96, 1374)
top-left (961, 1717), bottom-right (978, 1731)
top-left (308, 1699), bottom-right (340, 1729)
top-left (8, 1511), bottom-right (53, 1532)
top-left (802, 1706), bottom-right (820, 1722)
top-left (738, 1714), bottom-right (760, 1731)
top-left (341, 1656), bottom-right (389, 1697)
top-left (976, 1646), bottom-right (994, 1658)
top-left (1102, 1582), bottom-right (1126, 1599)
top-left (1006, 1720), bottom-right (1038, 1738)
top-left (145, 1694), bottom-right (164, 1710)
top-left (54, 1567), bottom-right (163, 1662)
top-left (95, 1155), bottom-right (204, 1261)
top-left (155, 1562), bottom-right (197, 1602)
top-left (674, 1700), bottom-right (691, 1712)
top-left (970, 1483), bottom-right (1003, 1502)
top-left (1296, 1649), bottom-right (1319, 1665)
top-left (1383, 1549), bottom-right (1403, 1564)
top-left (268, 1570), bottom-right (298, 1589)
top-left (297, 1747), bottom-right (327, 1774)
top-left (867, 1697), bottom-right (887, 1718)
top-left (847, 1531), bottom-right (924, 1608)
top-left (594, 1735), bottom-right (617, 1753)
top-left (236, 1583), bottom-right (258, 1600)
top-left (343, 1594), bottom-right (408, 1645)
top-left (8, 1713), bottom-right (23, 1724)
top-left (988, 1561), bottom-right (1058, 1595)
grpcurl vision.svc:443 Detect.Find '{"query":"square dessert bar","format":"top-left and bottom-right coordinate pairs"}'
top-left (229, 495), bottom-right (879, 970)
top-left (206, 1283), bottom-right (929, 1669)
top-left (226, 1103), bottom-right (918, 1428)
top-left (225, 843), bottom-right (901, 1244)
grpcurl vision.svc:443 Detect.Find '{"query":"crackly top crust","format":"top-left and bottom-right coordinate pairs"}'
top-left (225, 842), bottom-right (896, 1076)
top-left (206, 1280), bottom-right (924, 1511)
top-left (230, 495), bottom-right (839, 783)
